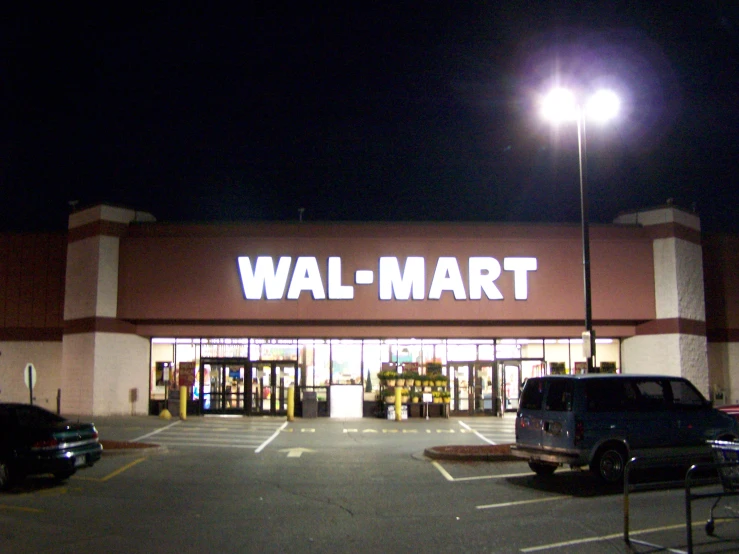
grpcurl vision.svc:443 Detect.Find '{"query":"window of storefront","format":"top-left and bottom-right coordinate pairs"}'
top-left (331, 340), bottom-right (362, 384)
top-left (148, 335), bottom-right (622, 414)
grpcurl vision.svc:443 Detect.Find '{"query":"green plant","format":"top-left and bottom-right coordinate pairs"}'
top-left (403, 371), bottom-right (419, 384)
top-left (426, 362), bottom-right (442, 374)
top-left (379, 370), bottom-right (399, 384)
top-left (434, 374), bottom-right (449, 385)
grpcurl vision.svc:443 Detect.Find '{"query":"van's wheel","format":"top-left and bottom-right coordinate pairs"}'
top-left (591, 445), bottom-right (626, 483)
top-left (528, 461), bottom-right (557, 476)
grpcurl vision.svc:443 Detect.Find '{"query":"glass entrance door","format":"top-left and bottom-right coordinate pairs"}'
top-left (497, 361), bottom-right (522, 412)
top-left (475, 363), bottom-right (495, 414)
top-left (200, 359), bottom-right (248, 414)
top-left (448, 363), bottom-right (472, 415)
top-left (250, 362), bottom-right (299, 415)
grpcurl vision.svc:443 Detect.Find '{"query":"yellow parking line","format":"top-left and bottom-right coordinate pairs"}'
top-left (0, 504), bottom-right (43, 513)
top-left (76, 457), bottom-right (147, 482)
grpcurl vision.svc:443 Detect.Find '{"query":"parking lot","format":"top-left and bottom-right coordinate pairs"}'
top-left (2, 415), bottom-right (739, 553)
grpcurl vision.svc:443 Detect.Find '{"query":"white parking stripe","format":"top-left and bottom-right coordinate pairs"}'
top-left (255, 421), bottom-right (288, 453)
top-left (477, 496), bottom-right (569, 509)
top-left (458, 420), bottom-right (497, 445)
top-left (132, 421), bottom-right (181, 442)
top-left (519, 523), bottom-right (690, 553)
top-left (132, 419), bottom-right (286, 450)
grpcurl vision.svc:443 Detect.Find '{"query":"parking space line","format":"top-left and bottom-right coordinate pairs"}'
top-left (76, 457), bottom-right (148, 482)
top-left (0, 504), bottom-right (43, 513)
top-left (131, 421), bottom-right (181, 442)
top-left (432, 460), bottom-right (455, 481)
top-left (455, 472), bottom-right (536, 482)
top-left (519, 522), bottom-right (691, 553)
top-left (431, 460), bottom-right (533, 482)
top-left (458, 421), bottom-right (497, 445)
top-left (255, 421), bottom-right (288, 453)
top-left (477, 496), bottom-right (569, 510)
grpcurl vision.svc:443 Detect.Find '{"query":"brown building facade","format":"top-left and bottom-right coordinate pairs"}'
top-left (1, 203), bottom-right (737, 417)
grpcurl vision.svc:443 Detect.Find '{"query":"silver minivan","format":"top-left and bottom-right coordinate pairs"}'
top-left (511, 374), bottom-right (739, 482)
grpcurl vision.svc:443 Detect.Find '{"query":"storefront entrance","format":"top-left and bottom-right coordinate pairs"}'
top-left (250, 362), bottom-right (300, 415)
top-left (199, 359), bottom-right (299, 415)
top-left (200, 358), bottom-right (248, 414)
top-left (497, 360), bottom-right (522, 412)
top-left (447, 362), bottom-right (496, 416)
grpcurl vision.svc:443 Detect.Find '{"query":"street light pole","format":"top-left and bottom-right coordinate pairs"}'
top-left (542, 87), bottom-right (619, 374)
top-left (576, 112), bottom-right (595, 373)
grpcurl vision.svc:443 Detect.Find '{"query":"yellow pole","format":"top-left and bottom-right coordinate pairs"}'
top-left (179, 386), bottom-right (187, 420)
top-left (287, 385), bottom-right (295, 421)
top-left (395, 387), bottom-right (402, 421)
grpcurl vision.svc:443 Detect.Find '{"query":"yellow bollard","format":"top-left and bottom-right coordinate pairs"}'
top-left (179, 386), bottom-right (187, 420)
top-left (287, 385), bottom-right (295, 421)
top-left (395, 387), bottom-right (402, 421)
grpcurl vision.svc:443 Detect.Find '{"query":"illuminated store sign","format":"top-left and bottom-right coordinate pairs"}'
top-left (237, 256), bottom-right (537, 301)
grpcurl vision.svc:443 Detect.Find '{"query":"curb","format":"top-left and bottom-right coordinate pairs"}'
top-left (424, 444), bottom-right (519, 462)
top-left (101, 441), bottom-right (167, 456)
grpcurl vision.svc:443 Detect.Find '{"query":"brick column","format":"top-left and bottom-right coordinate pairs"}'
top-left (61, 205), bottom-right (155, 415)
top-left (615, 206), bottom-right (708, 395)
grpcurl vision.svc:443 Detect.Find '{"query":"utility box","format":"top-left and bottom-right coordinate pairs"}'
top-left (302, 391), bottom-right (318, 418)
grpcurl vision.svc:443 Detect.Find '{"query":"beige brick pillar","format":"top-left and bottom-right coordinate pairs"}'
top-left (61, 205), bottom-right (155, 415)
top-left (615, 206), bottom-right (709, 396)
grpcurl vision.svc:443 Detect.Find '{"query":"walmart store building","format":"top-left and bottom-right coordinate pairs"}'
top-left (1, 203), bottom-right (737, 417)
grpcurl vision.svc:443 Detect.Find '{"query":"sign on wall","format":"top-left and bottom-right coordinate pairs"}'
top-left (237, 255), bottom-right (537, 301)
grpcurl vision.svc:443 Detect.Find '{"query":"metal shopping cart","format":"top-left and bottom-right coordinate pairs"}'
top-left (705, 440), bottom-right (739, 535)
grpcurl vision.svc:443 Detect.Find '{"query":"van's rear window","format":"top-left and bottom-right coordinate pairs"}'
top-left (520, 378), bottom-right (545, 410)
top-left (545, 380), bottom-right (574, 412)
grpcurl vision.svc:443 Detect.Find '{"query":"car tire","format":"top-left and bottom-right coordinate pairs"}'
top-left (0, 459), bottom-right (15, 491)
top-left (528, 461), bottom-right (557, 476)
top-left (591, 445), bottom-right (626, 484)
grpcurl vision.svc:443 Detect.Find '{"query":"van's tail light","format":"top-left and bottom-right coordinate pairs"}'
top-left (574, 419), bottom-right (584, 444)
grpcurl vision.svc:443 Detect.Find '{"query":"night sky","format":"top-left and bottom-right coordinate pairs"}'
top-left (2, 3), bottom-right (738, 233)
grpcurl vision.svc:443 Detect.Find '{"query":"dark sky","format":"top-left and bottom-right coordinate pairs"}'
top-left (2, 3), bottom-right (738, 233)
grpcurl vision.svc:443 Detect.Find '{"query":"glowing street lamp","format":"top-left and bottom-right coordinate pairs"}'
top-left (542, 87), bottom-right (620, 373)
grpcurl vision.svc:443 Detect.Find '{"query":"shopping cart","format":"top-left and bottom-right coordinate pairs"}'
top-left (705, 440), bottom-right (739, 535)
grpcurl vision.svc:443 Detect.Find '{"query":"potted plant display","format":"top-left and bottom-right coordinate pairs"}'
top-left (383, 388), bottom-right (396, 403)
top-left (425, 362), bottom-right (442, 375)
top-left (403, 372), bottom-right (418, 387)
top-left (379, 370), bottom-right (398, 387)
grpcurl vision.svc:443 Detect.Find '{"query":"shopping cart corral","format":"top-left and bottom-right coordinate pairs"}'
top-left (623, 441), bottom-right (739, 554)
top-left (685, 441), bottom-right (739, 551)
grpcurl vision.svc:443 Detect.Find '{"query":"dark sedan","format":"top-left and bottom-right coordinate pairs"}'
top-left (0, 403), bottom-right (103, 489)
top-left (718, 404), bottom-right (739, 421)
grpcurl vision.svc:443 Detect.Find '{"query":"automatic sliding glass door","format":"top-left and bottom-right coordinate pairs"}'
top-left (200, 359), bottom-right (247, 414)
top-left (250, 362), bottom-right (299, 415)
